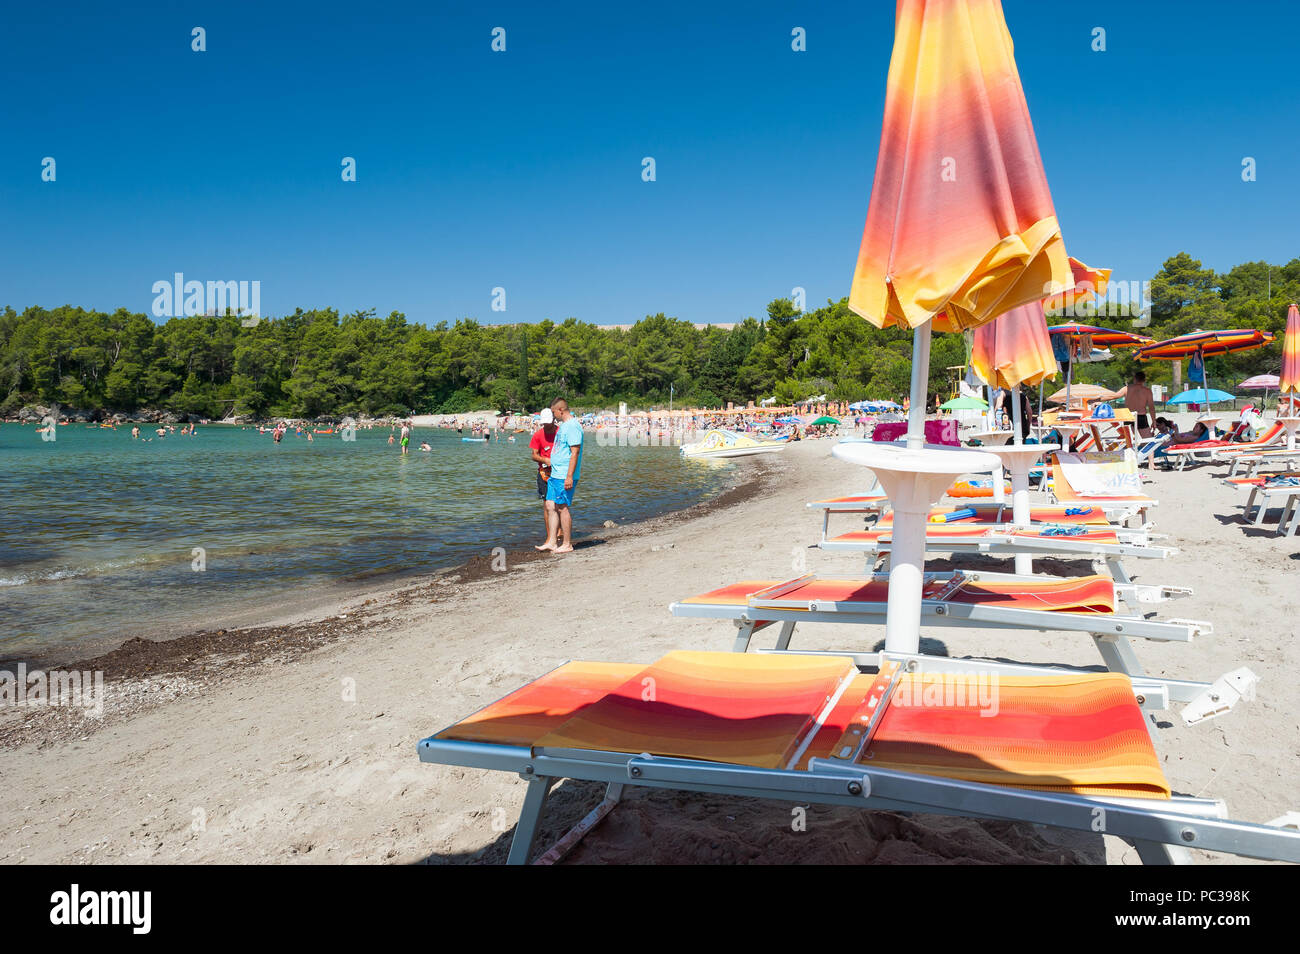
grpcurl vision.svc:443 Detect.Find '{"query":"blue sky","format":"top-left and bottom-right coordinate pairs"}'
top-left (2, 0), bottom-right (1296, 327)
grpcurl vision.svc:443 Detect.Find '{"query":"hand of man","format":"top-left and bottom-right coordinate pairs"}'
top-left (564, 476), bottom-right (573, 490)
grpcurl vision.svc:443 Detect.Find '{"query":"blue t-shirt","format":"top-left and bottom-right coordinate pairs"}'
top-left (550, 418), bottom-right (583, 482)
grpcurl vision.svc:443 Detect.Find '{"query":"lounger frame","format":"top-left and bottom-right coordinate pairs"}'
top-left (416, 732), bottom-right (1300, 866)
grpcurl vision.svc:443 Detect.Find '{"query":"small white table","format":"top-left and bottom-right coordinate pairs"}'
top-left (832, 442), bottom-right (999, 654)
top-left (1277, 416), bottom-right (1300, 452)
top-left (983, 443), bottom-right (1060, 574)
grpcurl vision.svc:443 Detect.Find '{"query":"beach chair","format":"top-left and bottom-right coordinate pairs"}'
top-left (1221, 447), bottom-right (1300, 478)
top-left (668, 572), bottom-right (1242, 721)
top-left (1047, 452), bottom-right (1156, 527)
top-left (818, 520), bottom-right (1175, 598)
top-left (1162, 421), bottom-right (1286, 471)
top-left (808, 499), bottom-right (1139, 546)
top-left (418, 651), bottom-right (1300, 864)
top-left (1233, 476), bottom-right (1300, 535)
top-left (1134, 433), bottom-right (1170, 469)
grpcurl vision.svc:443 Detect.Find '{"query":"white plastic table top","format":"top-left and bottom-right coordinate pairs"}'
top-left (831, 441), bottom-right (1000, 476)
top-left (984, 443), bottom-right (1060, 468)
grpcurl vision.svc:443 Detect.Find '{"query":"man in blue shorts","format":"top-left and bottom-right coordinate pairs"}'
top-left (535, 398), bottom-right (582, 554)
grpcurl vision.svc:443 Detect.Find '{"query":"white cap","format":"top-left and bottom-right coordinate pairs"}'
top-left (538, 409), bottom-right (554, 424)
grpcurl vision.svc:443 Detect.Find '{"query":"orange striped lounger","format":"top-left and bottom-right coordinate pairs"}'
top-left (670, 573), bottom-right (1219, 712)
top-left (819, 520), bottom-right (1173, 586)
top-left (418, 651), bottom-right (1300, 864)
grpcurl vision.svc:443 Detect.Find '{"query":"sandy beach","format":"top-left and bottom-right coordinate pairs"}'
top-left (2, 437), bottom-right (1297, 865)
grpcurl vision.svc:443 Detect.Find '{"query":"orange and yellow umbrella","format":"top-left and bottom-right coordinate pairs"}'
top-left (1281, 303), bottom-right (1300, 399)
top-left (971, 257), bottom-right (1114, 391)
top-left (970, 301), bottom-right (1056, 390)
top-left (1044, 258), bottom-right (1112, 314)
top-left (848, 0), bottom-right (1073, 334)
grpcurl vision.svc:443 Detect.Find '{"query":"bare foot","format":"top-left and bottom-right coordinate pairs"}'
top-left (553, 545), bottom-right (574, 553)
top-left (534, 542), bottom-right (557, 551)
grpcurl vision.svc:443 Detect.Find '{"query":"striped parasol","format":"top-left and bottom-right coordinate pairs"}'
top-left (1281, 303), bottom-right (1299, 405)
top-left (849, 0), bottom-right (1072, 335)
top-left (840, 0), bottom-right (1073, 654)
top-left (1135, 329), bottom-right (1276, 412)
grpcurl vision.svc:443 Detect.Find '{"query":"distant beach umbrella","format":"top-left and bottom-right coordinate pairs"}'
top-left (1044, 322), bottom-right (1150, 409)
top-left (1136, 328), bottom-right (1276, 411)
top-left (1045, 383), bottom-right (1119, 405)
top-left (1167, 388), bottom-right (1235, 405)
top-left (1240, 374), bottom-right (1280, 389)
top-left (939, 396), bottom-right (989, 411)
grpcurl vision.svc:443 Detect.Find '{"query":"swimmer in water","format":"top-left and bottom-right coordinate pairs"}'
top-left (419, 441), bottom-right (431, 451)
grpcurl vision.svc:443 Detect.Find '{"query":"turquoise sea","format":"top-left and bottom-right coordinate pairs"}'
top-left (0, 423), bottom-right (732, 663)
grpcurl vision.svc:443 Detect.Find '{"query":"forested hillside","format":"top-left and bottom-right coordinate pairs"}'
top-left (2, 253), bottom-right (1295, 418)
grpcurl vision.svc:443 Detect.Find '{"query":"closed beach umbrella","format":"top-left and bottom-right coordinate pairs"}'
top-left (1043, 258), bottom-right (1113, 314)
top-left (1281, 303), bottom-right (1300, 407)
top-left (848, 0), bottom-right (1074, 452)
top-left (840, 0), bottom-right (1078, 654)
top-left (970, 300), bottom-right (1057, 443)
top-left (1135, 329), bottom-right (1276, 411)
top-left (971, 301), bottom-right (1057, 392)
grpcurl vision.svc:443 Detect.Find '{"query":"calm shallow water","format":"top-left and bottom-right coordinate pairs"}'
top-left (0, 423), bottom-right (732, 661)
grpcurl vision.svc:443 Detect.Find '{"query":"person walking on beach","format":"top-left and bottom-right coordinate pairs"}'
top-left (529, 408), bottom-right (561, 545)
top-left (535, 399), bottom-right (582, 554)
top-left (1127, 370), bottom-right (1156, 438)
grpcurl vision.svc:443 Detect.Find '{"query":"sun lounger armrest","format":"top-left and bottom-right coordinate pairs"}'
top-left (1182, 668), bottom-right (1259, 726)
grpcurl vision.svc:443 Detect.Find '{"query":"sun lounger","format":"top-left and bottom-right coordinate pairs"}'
top-left (1234, 477), bottom-right (1300, 535)
top-left (1224, 448), bottom-right (1300, 478)
top-left (669, 572), bottom-right (1234, 718)
top-left (809, 498), bottom-right (1142, 547)
top-left (818, 522), bottom-right (1175, 595)
top-left (1161, 422), bottom-right (1287, 471)
top-left (1135, 433), bottom-right (1171, 468)
top-left (418, 651), bottom-right (1300, 864)
top-left (1047, 453), bottom-right (1156, 527)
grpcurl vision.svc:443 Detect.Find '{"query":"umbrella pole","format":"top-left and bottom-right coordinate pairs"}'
top-left (1202, 346), bottom-right (1211, 416)
top-left (881, 318), bottom-right (935, 653)
top-left (906, 321), bottom-right (931, 449)
top-left (1008, 386), bottom-right (1036, 575)
top-left (1012, 385), bottom-right (1024, 446)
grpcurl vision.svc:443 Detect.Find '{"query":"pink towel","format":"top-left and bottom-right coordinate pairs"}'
top-left (871, 420), bottom-right (959, 446)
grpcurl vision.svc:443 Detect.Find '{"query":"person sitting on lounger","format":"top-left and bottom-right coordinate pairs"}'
top-left (1153, 417), bottom-right (1212, 467)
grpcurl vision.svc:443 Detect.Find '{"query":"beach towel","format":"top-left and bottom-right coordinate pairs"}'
top-left (1057, 450), bottom-right (1142, 497)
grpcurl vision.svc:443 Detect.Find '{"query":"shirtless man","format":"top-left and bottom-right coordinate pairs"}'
top-left (1127, 371), bottom-right (1156, 438)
